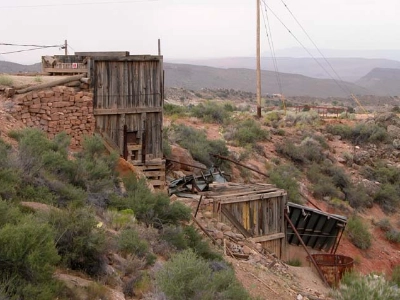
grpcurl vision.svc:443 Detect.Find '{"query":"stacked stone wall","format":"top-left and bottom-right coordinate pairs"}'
top-left (11, 86), bottom-right (95, 147)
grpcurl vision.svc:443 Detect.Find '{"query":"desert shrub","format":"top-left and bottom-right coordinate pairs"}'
top-left (118, 228), bottom-right (149, 258)
top-left (228, 118), bottom-right (269, 146)
top-left (0, 168), bottom-right (20, 200)
top-left (164, 103), bottom-right (187, 116)
top-left (0, 200), bottom-right (22, 227)
top-left (362, 163), bottom-right (400, 185)
top-left (327, 123), bottom-right (388, 144)
top-left (0, 215), bottom-right (60, 300)
top-left (344, 185), bottom-right (373, 209)
top-left (285, 111), bottom-right (320, 127)
top-left (269, 164), bottom-right (302, 204)
top-left (73, 135), bottom-right (119, 193)
top-left (190, 101), bottom-right (231, 124)
top-left (391, 265), bottom-right (400, 286)
top-left (286, 258), bottom-right (302, 267)
top-left (264, 111), bottom-right (283, 126)
top-left (352, 123), bottom-right (388, 144)
top-left (18, 184), bottom-right (56, 204)
top-left (346, 216), bottom-right (371, 249)
top-left (172, 124), bottom-right (229, 167)
top-left (374, 184), bottom-right (400, 213)
top-left (156, 250), bottom-right (252, 300)
top-left (326, 124), bottom-right (353, 139)
top-left (276, 140), bottom-right (306, 164)
top-left (300, 137), bottom-right (325, 163)
top-left (162, 126), bottom-right (172, 157)
top-left (333, 272), bottom-right (400, 300)
top-left (0, 75), bottom-right (13, 86)
top-left (385, 230), bottom-right (400, 244)
top-left (277, 136), bottom-right (326, 165)
top-left (376, 218), bottom-right (392, 232)
top-left (46, 207), bottom-right (107, 275)
top-left (105, 209), bottom-right (135, 230)
top-left (111, 175), bottom-right (191, 227)
top-left (86, 282), bottom-right (110, 300)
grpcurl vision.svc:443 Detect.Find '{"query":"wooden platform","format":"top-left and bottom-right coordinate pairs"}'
top-left (132, 159), bottom-right (166, 189)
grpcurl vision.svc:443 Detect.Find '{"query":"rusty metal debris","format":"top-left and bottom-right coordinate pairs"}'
top-left (168, 167), bottom-right (228, 196)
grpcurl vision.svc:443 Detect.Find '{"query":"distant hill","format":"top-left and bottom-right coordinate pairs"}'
top-left (356, 68), bottom-right (400, 96)
top-left (168, 57), bottom-right (400, 82)
top-left (0, 60), bottom-right (41, 74)
top-left (164, 63), bottom-right (368, 98)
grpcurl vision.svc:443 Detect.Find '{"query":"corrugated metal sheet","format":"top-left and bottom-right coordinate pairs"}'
top-left (287, 202), bottom-right (347, 252)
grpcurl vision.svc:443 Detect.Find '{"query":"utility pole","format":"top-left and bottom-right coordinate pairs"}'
top-left (256, 0), bottom-right (262, 118)
top-left (64, 40), bottom-right (68, 55)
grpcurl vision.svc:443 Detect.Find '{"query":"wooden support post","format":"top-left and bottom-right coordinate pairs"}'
top-left (194, 195), bottom-right (203, 218)
top-left (256, 0), bottom-right (262, 118)
top-left (285, 212), bottom-right (329, 287)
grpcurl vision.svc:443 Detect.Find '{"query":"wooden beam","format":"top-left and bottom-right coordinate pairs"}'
top-left (91, 55), bottom-right (161, 62)
top-left (249, 233), bottom-right (285, 243)
top-left (210, 187), bottom-right (278, 199)
top-left (219, 191), bottom-right (287, 204)
top-left (75, 51), bottom-right (129, 57)
top-left (16, 74), bottom-right (85, 94)
top-left (43, 68), bottom-right (88, 74)
top-left (94, 107), bottom-right (162, 115)
top-left (221, 206), bottom-right (252, 238)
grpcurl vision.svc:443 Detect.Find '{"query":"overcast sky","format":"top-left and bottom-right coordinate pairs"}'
top-left (1, 0), bottom-right (399, 64)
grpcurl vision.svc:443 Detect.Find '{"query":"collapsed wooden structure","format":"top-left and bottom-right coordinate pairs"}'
top-left (201, 183), bottom-right (288, 259)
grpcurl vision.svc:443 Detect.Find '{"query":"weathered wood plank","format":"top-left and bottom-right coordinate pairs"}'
top-left (221, 206), bottom-right (252, 238)
top-left (249, 233), bottom-right (285, 243)
top-left (94, 107), bottom-right (162, 115)
top-left (217, 191), bottom-right (287, 204)
top-left (210, 187), bottom-right (279, 199)
top-left (43, 68), bottom-right (87, 74)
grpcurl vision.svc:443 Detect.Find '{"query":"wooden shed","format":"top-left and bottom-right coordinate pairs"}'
top-left (87, 52), bottom-right (165, 188)
top-left (204, 183), bottom-right (287, 259)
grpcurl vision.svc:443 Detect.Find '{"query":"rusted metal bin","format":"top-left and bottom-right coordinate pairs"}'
top-left (310, 254), bottom-right (354, 287)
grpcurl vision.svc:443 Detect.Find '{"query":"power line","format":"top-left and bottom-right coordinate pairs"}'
top-left (0, 45), bottom-right (62, 55)
top-left (0, 43), bottom-right (63, 48)
top-left (0, 0), bottom-right (158, 9)
top-left (260, 2), bottom-right (283, 97)
top-left (261, 0), bottom-right (350, 97)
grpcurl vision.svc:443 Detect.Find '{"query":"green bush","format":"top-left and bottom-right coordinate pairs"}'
top-left (374, 184), bottom-right (400, 213)
top-left (111, 175), bottom-right (191, 227)
top-left (326, 124), bottom-right (353, 139)
top-left (0, 75), bottom-right (13, 86)
top-left (190, 101), bottom-right (231, 124)
top-left (391, 265), bottom-right (400, 287)
top-left (376, 218), bottom-right (392, 232)
top-left (156, 250), bottom-right (252, 300)
top-left (286, 258), bottom-right (302, 267)
top-left (385, 230), bottom-right (400, 243)
top-left (346, 216), bottom-right (371, 249)
top-left (162, 225), bottom-right (222, 260)
top-left (0, 215), bottom-right (60, 300)
top-left (164, 103), bottom-right (187, 116)
top-left (118, 228), bottom-right (149, 257)
top-left (229, 118), bottom-right (269, 146)
top-left (172, 124), bottom-right (229, 168)
top-left (46, 207), bottom-right (106, 275)
top-left (333, 272), bottom-right (400, 300)
top-left (344, 185), bottom-right (373, 209)
top-left (327, 123), bottom-right (388, 145)
top-left (269, 164), bottom-right (302, 204)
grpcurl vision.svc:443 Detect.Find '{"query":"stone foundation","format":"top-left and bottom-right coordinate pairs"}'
top-left (10, 86), bottom-right (95, 147)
